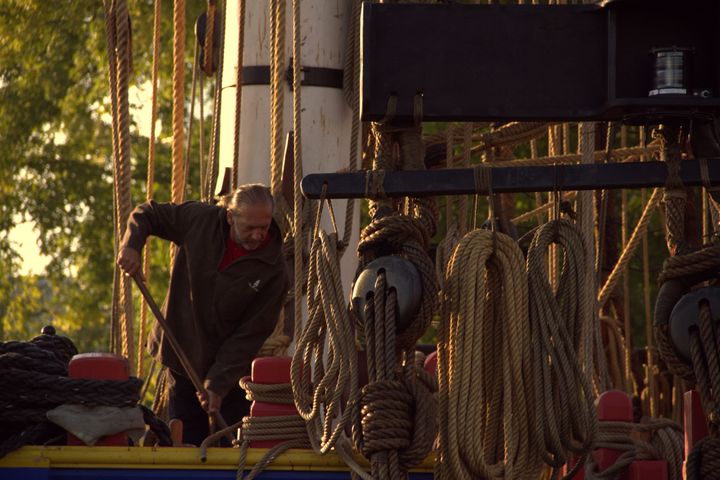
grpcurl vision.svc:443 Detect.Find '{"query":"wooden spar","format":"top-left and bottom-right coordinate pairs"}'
top-left (301, 158), bottom-right (720, 199)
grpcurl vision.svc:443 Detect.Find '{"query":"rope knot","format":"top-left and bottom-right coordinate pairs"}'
top-left (359, 380), bottom-right (414, 457)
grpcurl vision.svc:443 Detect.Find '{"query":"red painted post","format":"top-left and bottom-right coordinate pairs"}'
top-left (591, 390), bottom-right (667, 480)
top-left (423, 351), bottom-right (437, 376)
top-left (593, 390), bottom-right (634, 476)
top-left (67, 353), bottom-right (130, 446)
top-left (246, 356), bottom-right (299, 448)
top-left (683, 389), bottom-right (709, 479)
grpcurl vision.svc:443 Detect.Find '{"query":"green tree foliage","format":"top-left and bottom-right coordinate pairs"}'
top-left (0, 0), bottom-right (206, 351)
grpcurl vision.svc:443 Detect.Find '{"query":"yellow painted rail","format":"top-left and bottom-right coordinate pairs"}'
top-left (0, 446), bottom-right (434, 472)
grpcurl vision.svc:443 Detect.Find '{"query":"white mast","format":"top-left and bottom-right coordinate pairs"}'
top-left (218, 0), bottom-right (359, 299)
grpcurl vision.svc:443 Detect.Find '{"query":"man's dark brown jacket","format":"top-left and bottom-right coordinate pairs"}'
top-left (122, 200), bottom-right (288, 397)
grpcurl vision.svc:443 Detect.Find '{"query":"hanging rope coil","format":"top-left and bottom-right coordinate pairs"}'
top-left (526, 219), bottom-right (598, 474)
top-left (291, 229), bottom-right (360, 455)
top-left (437, 229), bottom-right (543, 479)
top-left (585, 418), bottom-right (684, 480)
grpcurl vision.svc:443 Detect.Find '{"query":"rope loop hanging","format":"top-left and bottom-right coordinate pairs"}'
top-left (437, 228), bottom-right (542, 479)
top-left (526, 219), bottom-right (598, 476)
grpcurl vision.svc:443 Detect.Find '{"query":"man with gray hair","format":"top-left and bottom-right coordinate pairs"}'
top-left (117, 184), bottom-right (288, 446)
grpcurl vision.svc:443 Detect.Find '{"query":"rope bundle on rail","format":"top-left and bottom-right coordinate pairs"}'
top-left (526, 219), bottom-right (598, 476)
top-left (585, 418), bottom-right (684, 480)
top-left (0, 334), bottom-right (75, 458)
top-left (232, 378), bottom-right (311, 480)
top-left (0, 333), bottom-right (171, 459)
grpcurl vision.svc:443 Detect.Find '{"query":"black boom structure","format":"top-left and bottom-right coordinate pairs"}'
top-left (360, 0), bottom-right (720, 124)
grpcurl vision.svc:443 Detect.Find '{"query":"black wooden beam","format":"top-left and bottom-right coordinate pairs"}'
top-left (301, 158), bottom-right (720, 199)
top-left (361, 0), bottom-right (720, 123)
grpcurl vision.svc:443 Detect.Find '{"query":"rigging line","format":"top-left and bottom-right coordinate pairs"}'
top-left (171, 0), bottom-right (186, 205)
top-left (206, 0), bottom-right (226, 201)
top-left (291, 0), bottom-right (303, 345)
top-left (138, 0), bottom-right (163, 379)
top-left (182, 41), bottom-right (200, 202)
top-left (232, 0), bottom-right (246, 191)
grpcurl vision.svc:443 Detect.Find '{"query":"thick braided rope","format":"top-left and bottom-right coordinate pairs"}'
top-left (527, 220), bottom-right (598, 473)
top-left (291, 0), bottom-right (303, 348)
top-left (236, 435), bottom-right (310, 480)
top-left (232, 378), bottom-right (310, 480)
top-left (585, 418), bottom-right (683, 480)
top-left (687, 436), bottom-right (720, 480)
top-left (436, 126), bottom-right (459, 288)
top-left (458, 123), bottom-right (472, 235)
top-left (656, 125), bottom-right (689, 257)
top-left (597, 188), bottom-right (661, 308)
top-left (658, 243), bottom-right (720, 284)
top-left (356, 214), bottom-right (437, 352)
top-left (291, 230), bottom-right (360, 455)
top-left (578, 122), bottom-right (610, 394)
top-left (171, 0), bottom-right (186, 205)
top-left (269, 0), bottom-right (292, 235)
top-left (0, 335), bottom-right (171, 457)
top-left (437, 229), bottom-right (543, 479)
top-left (340, 0), bottom-right (362, 250)
top-left (138, 0), bottom-right (162, 378)
top-left (232, 0), bottom-right (245, 191)
top-left (104, 0), bottom-right (122, 357)
top-left (203, 0), bottom-right (216, 76)
top-left (683, 302), bottom-right (720, 478)
top-left (104, 0), bottom-right (134, 366)
top-left (205, 0), bottom-right (226, 201)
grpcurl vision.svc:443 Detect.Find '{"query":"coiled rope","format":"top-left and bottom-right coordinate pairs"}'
top-left (437, 229), bottom-right (543, 479)
top-left (0, 333), bottom-right (171, 458)
top-left (234, 378), bottom-right (311, 480)
top-left (526, 219), bottom-right (598, 476)
top-left (585, 418), bottom-right (683, 480)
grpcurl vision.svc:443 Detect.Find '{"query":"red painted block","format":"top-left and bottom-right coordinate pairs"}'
top-left (249, 401), bottom-right (299, 448)
top-left (628, 460), bottom-right (667, 480)
top-left (424, 351), bottom-right (437, 376)
top-left (683, 389), bottom-right (709, 480)
top-left (251, 356), bottom-right (292, 384)
top-left (591, 390), bottom-right (632, 478)
top-left (251, 401), bottom-right (298, 417)
top-left (67, 353), bottom-right (129, 446)
top-left (591, 391), bottom-right (667, 480)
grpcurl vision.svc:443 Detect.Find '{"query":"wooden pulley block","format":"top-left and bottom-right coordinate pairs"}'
top-left (669, 286), bottom-right (720, 362)
top-left (351, 255), bottom-right (422, 333)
